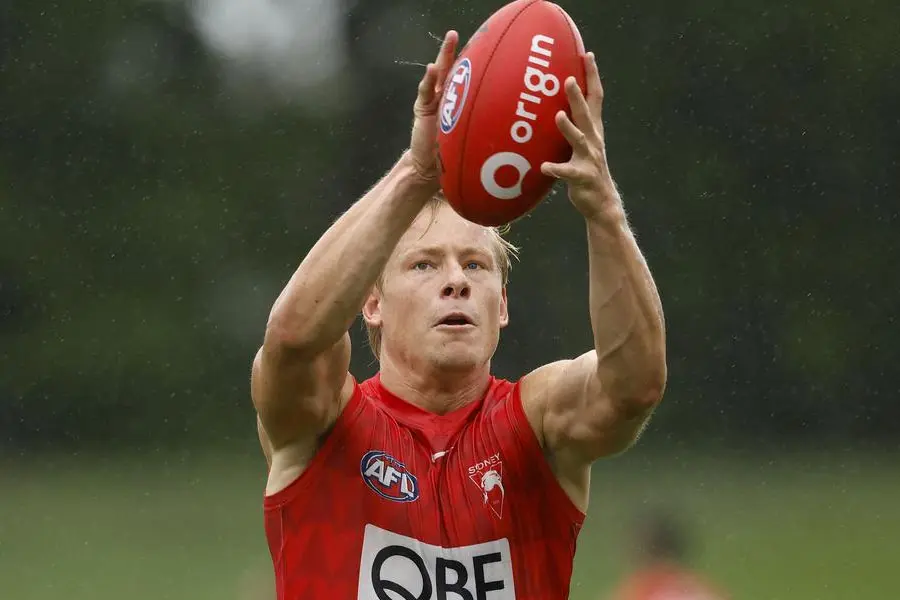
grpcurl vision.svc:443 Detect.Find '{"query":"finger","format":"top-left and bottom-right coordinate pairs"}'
top-left (434, 30), bottom-right (459, 76)
top-left (584, 52), bottom-right (604, 118)
top-left (555, 110), bottom-right (590, 153)
top-left (432, 31), bottom-right (460, 98)
top-left (565, 76), bottom-right (593, 134)
top-left (416, 63), bottom-right (438, 109)
top-left (541, 161), bottom-right (580, 181)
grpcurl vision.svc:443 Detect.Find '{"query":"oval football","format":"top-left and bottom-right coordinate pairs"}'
top-left (437, 0), bottom-right (586, 227)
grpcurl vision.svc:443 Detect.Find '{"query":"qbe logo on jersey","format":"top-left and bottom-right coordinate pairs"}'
top-left (361, 450), bottom-right (420, 503)
top-left (440, 58), bottom-right (472, 134)
top-left (358, 524), bottom-right (516, 600)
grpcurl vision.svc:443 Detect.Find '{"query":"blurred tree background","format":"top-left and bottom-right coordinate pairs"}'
top-left (1, 1), bottom-right (898, 598)
top-left (2, 0), bottom-right (896, 451)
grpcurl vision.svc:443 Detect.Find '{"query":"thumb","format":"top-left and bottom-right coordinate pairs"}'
top-left (414, 63), bottom-right (439, 116)
top-left (541, 161), bottom-right (575, 180)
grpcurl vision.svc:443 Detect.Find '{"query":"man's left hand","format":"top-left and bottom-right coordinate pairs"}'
top-left (540, 52), bottom-right (622, 222)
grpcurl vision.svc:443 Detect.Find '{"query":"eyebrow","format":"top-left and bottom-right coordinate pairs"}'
top-left (404, 246), bottom-right (494, 261)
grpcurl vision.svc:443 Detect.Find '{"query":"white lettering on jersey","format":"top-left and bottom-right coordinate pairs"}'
top-left (467, 453), bottom-right (501, 476)
top-left (358, 524), bottom-right (516, 600)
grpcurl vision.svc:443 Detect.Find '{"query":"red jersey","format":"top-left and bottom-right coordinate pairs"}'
top-left (263, 373), bottom-right (585, 600)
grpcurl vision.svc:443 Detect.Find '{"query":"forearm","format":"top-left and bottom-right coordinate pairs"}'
top-left (586, 208), bottom-right (666, 402)
top-left (267, 152), bottom-right (436, 353)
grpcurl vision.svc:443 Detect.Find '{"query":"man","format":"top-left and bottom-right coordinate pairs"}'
top-left (606, 509), bottom-right (729, 600)
top-left (252, 30), bottom-right (666, 600)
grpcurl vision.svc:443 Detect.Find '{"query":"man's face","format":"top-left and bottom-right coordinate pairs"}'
top-left (364, 202), bottom-right (509, 373)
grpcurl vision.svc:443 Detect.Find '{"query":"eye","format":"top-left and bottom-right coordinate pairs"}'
top-left (412, 261), bottom-right (433, 271)
top-left (464, 261), bottom-right (481, 270)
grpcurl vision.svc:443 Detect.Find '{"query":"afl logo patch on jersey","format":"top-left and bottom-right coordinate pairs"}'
top-left (440, 58), bottom-right (472, 134)
top-left (360, 450), bottom-right (420, 502)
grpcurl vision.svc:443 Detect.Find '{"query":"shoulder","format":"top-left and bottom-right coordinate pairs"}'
top-left (507, 360), bottom-right (573, 449)
top-left (486, 375), bottom-right (517, 400)
top-left (337, 373), bottom-right (395, 426)
top-left (480, 375), bottom-right (523, 418)
top-left (357, 373), bottom-right (381, 397)
top-left (480, 373), bottom-right (545, 448)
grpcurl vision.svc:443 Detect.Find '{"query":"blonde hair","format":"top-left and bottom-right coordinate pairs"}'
top-left (365, 193), bottom-right (519, 359)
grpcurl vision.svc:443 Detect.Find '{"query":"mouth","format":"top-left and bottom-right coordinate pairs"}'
top-left (435, 313), bottom-right (475, 328)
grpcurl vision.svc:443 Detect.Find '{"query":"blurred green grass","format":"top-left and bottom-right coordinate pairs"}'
top-left (2, 445), bottom-right (897, 599)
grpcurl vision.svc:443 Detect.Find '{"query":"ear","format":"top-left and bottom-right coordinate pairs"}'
top-left (499, 287), bottom-right (510, 329)
top-left (362, 287), bottom-right (383, 328)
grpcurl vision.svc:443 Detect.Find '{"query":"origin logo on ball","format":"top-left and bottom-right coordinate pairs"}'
top-left (440, 58), bottom-right (473, 134)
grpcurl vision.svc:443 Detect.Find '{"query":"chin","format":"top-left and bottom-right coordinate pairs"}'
top-left (428, 344), bottom-right (483, 372)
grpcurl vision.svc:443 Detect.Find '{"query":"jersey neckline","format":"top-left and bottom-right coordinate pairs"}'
top-left (367, 372), bottom-right (495, 439)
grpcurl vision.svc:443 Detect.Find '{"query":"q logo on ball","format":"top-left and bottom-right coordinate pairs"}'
top-left (440, 59), bottom-right (472, 134)
top-left (480, 151), bottom-right (531, 200)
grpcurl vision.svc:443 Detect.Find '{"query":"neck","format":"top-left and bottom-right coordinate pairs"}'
top-left (377, 352), bottom-right (492, 415)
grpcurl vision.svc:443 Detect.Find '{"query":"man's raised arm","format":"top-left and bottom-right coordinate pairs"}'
top-left (523, 52), bottom-right (667, 471)
top-left (252, 32), bottom-right (460, 452)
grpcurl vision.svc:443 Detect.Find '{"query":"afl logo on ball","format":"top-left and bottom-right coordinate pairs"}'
top-left (440, 58), bottom-right (472, 134)
top-left (360, 450), bottom-right (420, 502)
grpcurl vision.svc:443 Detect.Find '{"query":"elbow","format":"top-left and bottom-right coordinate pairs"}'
top-left (638, 353), bottom-right (667, 410)
top-left (628, 335), bottom-right (667, 405)
top-left (263, 308), bottom-right (322, 357)
top-left (639, 326), bottom-right (668, 396)
top-left (616, 384), bottom-right (663, 420)
top-left (263, 299), bottom-right (351, 359)
top-left (602, 351), bottom-right (667, 416)
top-left (264, 308), bottom-right (300, 346)
top-left (643, 352), bottom-right (668, 405)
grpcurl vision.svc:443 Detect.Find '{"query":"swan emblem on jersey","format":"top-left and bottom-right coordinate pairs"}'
top-left (467, 452), bottom-right (505, 519)
top-left (360, 450), bottom-right (420, 502)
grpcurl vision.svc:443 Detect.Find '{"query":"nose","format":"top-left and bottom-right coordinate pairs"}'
top-left (441, 265), bottom-right (471, 299)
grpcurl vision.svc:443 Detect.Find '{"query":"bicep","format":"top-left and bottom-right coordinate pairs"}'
top-left (251, 332), bottom-right (352, 451)
top-left (522, 349), bottom-right (654, 464)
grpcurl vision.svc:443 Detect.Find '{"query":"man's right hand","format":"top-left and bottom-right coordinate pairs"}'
top-left (408, 30), bottom-right (459, 183)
